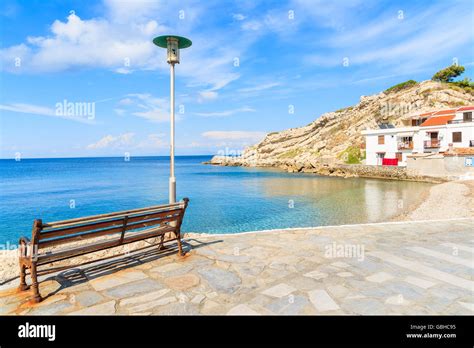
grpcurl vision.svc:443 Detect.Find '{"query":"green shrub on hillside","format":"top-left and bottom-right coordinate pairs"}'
top-left (278, 148), bottom-right (303, 159)
top-left (432, 64), bottom-right (465, 82)
top-left (385, 80), bottom-right (417, 93)
top-left (338, 146), bottom-right (363, 164)
top-left (335, 106), bottom-right (353, 113)
top-left (431, 65), bottom-right (474, 94)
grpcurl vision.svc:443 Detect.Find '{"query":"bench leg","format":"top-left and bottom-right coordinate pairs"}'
top-left (18, 263), bottom-right (28, 291)
top-left (176, 232), bottom-right (184, 256)
top-left (30, 262), bottom-right (42, 303)
top-left (158, 234), bottom-right (166, 250)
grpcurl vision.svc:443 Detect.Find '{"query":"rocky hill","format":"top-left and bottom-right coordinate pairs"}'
top-left (209, 80), bottom-right (474, 173)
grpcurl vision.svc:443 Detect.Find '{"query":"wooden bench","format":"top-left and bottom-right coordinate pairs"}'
top-left (18, 198), bottom-right (189, 303)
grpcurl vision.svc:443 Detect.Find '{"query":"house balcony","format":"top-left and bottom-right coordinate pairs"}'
top-left (424, 139), bottom-right (440, 148)
top-left (397, 141), bottom-right (413, 150)
top-left (447, 119), bottom-right (473, 124)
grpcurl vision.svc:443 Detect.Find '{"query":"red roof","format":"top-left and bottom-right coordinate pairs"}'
top-left (433, 109), bottom-right (456, 116)
top-left (419, 111), bottom-right (435, 117)
top-left (457, 106), bottom-right (474, 111)
top-left (420, 115), bottom-right (455, 127)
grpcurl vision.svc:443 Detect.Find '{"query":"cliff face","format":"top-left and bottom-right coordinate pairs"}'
top-left (210, 80), bottom-right (474, 172)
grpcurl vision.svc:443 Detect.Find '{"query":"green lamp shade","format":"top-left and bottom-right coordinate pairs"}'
top-left (153, 35), bottom-right (192, 49)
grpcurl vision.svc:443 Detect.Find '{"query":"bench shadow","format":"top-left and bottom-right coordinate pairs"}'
top-left (35, 238), bottom-right (222, 301)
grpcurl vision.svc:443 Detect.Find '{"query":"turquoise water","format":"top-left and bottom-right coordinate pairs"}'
top-left (0, 156), bottom-right (431, 243)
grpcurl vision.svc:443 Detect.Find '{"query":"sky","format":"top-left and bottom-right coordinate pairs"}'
top-left (0, 0), bottom-right (473, 158)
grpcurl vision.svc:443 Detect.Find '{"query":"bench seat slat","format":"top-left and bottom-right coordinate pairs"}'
top-left (41, 203), bottom-right (184, 229)
top-left (38, 216), bottom-right (179, 248)
top-left (39, 208), bottom-right (183, 240)
top-left (37, 225), bottom-right (177, 265)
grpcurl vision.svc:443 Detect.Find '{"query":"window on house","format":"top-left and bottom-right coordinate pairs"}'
top-left (463, 112), bottom-right (472, 122)
top-left (396, 152), bottom-right (403, 161)
top-left (378, 135), bottom-right (385, 145)
top-left (452, 132), bottom-right (462, 143)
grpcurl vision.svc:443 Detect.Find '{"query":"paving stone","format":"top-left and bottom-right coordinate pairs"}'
top-left (200, 300), bottom-right (221, 314)
top-left (72, 291), bottom-right (104, 307)
top-left (190, 294), bottom-right (206, 305)
top-left (120, 289), bottom-right (170, 307)
top-left (29, 300), bottom-right (75, 315)
top-left (0, 302), bottom-right (19, 314)
top-left (337, 272), bottom-right (354, 278)
top-left (457, 301), bottom-right (474, 312)
top-left (206, 291), bottom-right (218, 299)
top-left (104, 278), bottom-right (163, 298)
top-left (385, 295), bottom-right (411, 306)
top-left (149, 263), bottom-right (194, 277)
top-left (404, 276), bottom-right (436, 289)
top-left (69, 300), bottom-right (116, 315)
top-left (164, 273), bottom-right (200, 290)
top-left (36, 294), bottom-right (67, 307)
top-left (265, 295), bottom-right (309, 315)
top-left (198, 267), bottom-right (241, 293)
top-left (157, 302), bottom-right (199, 315)
top-left (214, 254), bottom-right (251, 263)
top-left (331, 261), bottom-right (351, 269)
top-left (128, 296), bottom-right (176, 313)
top-left (366, 272), bottom-right (394, 283)
top-left (369, 251), bottom-right (474, 290)
top-left (308, 290), bottom-right (340, 312)
top-left (261, 283), bottom-right (296, 298)
top-left (303, 270), bottom-right (328, 280)
top-left (89, 270), bottom-right (148, 291)
top-left (340, 298), bottom-right (386, 315)
top-left (227, 304), bottom-right (260, 315)
top-left (327, 285), bottom-right (351, 298)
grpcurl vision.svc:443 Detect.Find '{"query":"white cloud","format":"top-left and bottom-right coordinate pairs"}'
top-left (0, 13), bottom-right (162, 73)
top-left (0, 2), bottom-right (248, 101)
top-left (87, 132), bottom-right (135, 149)
top-left (238, 82), bottom-right (280, 93)
top-left (136, 133), bottom-right (167, 149)
top-left (194, 107), bottom-right (255, 118)
top-left (0, 103), bottom-right (55, 116)
top-left (114, 108), bottom-right (126, 116)
top-left (0, 102), bottom-right (94, 123)
top-left (202, 131), bottom-right (266, 141)
top-left (118, 93), bottom-right (175, 123)
top-left (198, 91), bottom-right (218, 101)
top-left (302, 2), bottom-right (473, 72)
top-left (233, 13), bottom-right (246, 21)
top-left (241, 20), bottom-right (263, 31)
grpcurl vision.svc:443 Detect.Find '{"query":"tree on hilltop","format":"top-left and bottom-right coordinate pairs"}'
top-left (432, 64), bottom-right (465, 82)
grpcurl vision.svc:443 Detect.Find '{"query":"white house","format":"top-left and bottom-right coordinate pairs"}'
top-left (363, 106), bottom-right (474, 166)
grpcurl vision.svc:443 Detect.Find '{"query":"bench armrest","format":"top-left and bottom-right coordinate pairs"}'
top-left (18, 236), bottom-right (31, 259)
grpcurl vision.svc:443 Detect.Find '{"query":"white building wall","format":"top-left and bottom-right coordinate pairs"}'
top-left (365, 135), bottom-right (379, 165)
top-left (363, 119), bottom-right (473, 166)
top-left (446, 124), bottom-right (474, 148)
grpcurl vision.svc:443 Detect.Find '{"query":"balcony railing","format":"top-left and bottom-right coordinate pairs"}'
top-left (397, 141), bottom-right (413, 150)
top-left (424, 139), bottom-right (440, 148)
top-left (447, 119), bottom-right (473, 124)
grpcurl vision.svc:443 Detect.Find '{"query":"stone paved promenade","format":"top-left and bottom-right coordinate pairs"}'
top-left (1, 218), bottom-right (473, 315)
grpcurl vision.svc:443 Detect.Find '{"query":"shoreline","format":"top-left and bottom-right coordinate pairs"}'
top-left (1, 180), bottom-right (472, 286)
top-left (203, 160), bottom-right (449, 184)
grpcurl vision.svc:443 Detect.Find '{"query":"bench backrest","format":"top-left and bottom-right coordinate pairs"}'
top-left (30, 198), bottom-right (189, 262)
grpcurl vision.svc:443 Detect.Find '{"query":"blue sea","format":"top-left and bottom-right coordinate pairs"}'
top-left (0, 156), bottom-right (431, 243)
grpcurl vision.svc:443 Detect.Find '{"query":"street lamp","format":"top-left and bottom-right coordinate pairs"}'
top-left (153, 35), bottom-right (192, 204)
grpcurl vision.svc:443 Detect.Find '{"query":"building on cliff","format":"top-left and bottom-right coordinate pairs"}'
top-left (363, 106), bottom-right (474, 167)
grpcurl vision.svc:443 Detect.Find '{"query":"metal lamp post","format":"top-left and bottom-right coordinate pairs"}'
top-left (153, 35), bottom-right (192, 204)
